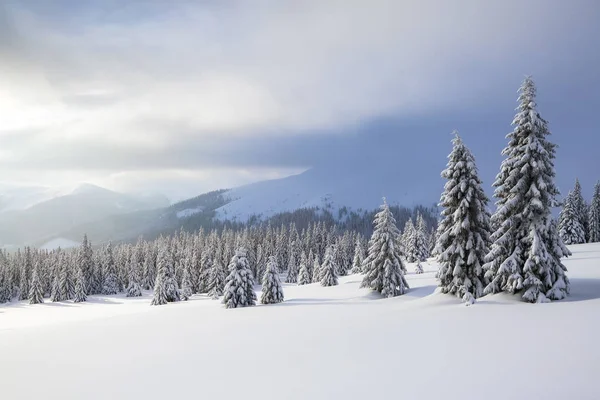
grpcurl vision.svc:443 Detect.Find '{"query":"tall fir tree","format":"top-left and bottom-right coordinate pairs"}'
top-left (102, 243), bottom-right (119, 295)
top-left (361, 199), bottom-right (409, 297)
top-left (559, 190), bottom-right (586, 245)
top-left (73, 264), bottom-right (87, 303)
top-left (350, 238), bottom-right (365, 274)
top-left (260, 256), bottom-right (284, 304)
top-left (79, 235), bottom-right (94, 295)
top-left (223, 248), bottom-right (257, 309)
top-left (126, 256), bottom-right (143, 298)
top-left (484, 77), bottom-right (570, 302)
top-left (29, 260), bottom-right (44, 304)
top-left (297, 251), bottom-right (311, 286)
top-left (285, 251), bottom-right (299, 284)
top-left (320, 246), bottom-right (339, 287)
top-left (588, 181), bottom-right (600, 243)
top-left (435, 133), bottom-right (491, 303)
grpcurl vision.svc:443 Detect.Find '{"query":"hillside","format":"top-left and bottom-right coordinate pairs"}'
top-left (0, 243), bottom-right (597, 399)
top-left (0, 184), bottom-right (169, 247)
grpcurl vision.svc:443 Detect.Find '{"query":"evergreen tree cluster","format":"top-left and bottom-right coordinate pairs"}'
top-left (435, 77), bottom-right (571, 304)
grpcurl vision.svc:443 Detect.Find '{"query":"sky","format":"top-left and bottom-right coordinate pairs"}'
top-left (0, 0), bottom-right (599, 202)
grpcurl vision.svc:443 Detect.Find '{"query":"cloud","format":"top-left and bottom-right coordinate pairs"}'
top-left (0, 0), bottom-right (598, 195)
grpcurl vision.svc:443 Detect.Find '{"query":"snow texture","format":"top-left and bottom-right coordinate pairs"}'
top-left (1, 243), bottom-right (598, 400)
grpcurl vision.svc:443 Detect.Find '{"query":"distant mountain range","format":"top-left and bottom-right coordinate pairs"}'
top-left (0, 159), bottom-right (443, 249)
top-left (0, 184), bottom-right (169, 248)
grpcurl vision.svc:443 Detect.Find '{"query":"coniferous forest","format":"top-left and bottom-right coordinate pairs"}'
top-left (0, 77), bottom-right (593, 307)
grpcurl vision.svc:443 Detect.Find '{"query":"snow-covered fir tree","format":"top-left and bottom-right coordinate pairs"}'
top-left (180, 263), bottom-right (193, 301)
top-left (415, 214), bottom-right (430, 261)
top-left (402, 219), bottom-right (417, 263)
top-left (297, 251), bottom-right (311, 285)
top-left (73, 264), bottom-right (87, 303)
top-left (320, 246), bottom-right (339, 287)
top-left (285, 251), bottom-right (298, 284)
top-left (260, 256), bottom-right (284, 304)
top-left (151, 242), bottom-right (180, 305)
top-left (361, 199), bottom-right (409, 297)
top-left (223, 248), bottom-right (256, 309)
top-left (559, 189), bottom-right (586, 245)
top-left (79, 235), bottom-right (94, 295)
top-left (435, 133), bottom-right (491, 302)
top-left (350, 238), bottom-right (365, 274)
top-left (59, 252), bottom-right (75, 301)
top-left (126, 256), bottom-right (143, 298)
top-left (311, 253), bottom-right (322, 283)
top-left (29, 260), bottom-right (44, 304)
top-left (484, 77), bottom-right (570, 303)
top-left (102, 243), bottom-right (119, 295)
top-left (207, 259), bottom-right (226, 299)
top-left (414, 261), bottom-right (424, 274)
top-left (589, 181), bottom-right (600, 243)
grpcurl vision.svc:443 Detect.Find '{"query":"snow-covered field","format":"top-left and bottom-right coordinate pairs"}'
top-left (1, 244), bottom-right (599, 399)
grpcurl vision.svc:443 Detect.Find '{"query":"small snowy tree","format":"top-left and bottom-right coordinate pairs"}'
top-left (297, 252), bottom-right (311, 286)
top-left (350, 238), bottom-right (365, 274)
top-left (589, 182), bottom-right (600, 243)
top-left (260, 256), bottom-right (284, 304)
top-left (126, 257), bottom-right (142, 298)
top-left (151, 242), bottom-right (180, 305)
top-left (320, 246), bottom-right (339, 287)
top-left (102, 243), bottom-right (119, 295)
top-left (415, 261), bottom-right (424, 274)
top-left (484, 77), bottom-right (570, 302)
top-left (207, 260), bottom-right (226, 299)
top-left (361, 199), bottom-right (409, 297)
top-left (222, 248), bottom-right (256, 309)
top-left (180, 266), bottom-right (193, 301)
top-left (559, 190), bottom-right (586, 245)
top-left (285, 252), bottom-right (298, 284)
top-left (311, 254), bottom-right (322, 283)
top-left (435, 133), bottom-right (491, 302)
top-left (73, 265), bottom-right (87, 303)
top-left (29, 261), bottom-right (44, 304)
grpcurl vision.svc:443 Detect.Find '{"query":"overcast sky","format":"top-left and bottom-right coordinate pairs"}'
top-left (1, 0), bottom-right (599, 201)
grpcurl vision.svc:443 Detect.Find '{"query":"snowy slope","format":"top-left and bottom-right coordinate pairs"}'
top-left (1, 244), bottom-right (598, 399)
top-left (216, 163), bottom-right (443, 221)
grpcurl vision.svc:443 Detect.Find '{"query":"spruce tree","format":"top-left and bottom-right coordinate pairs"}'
top-left (260, 256), bottom-right (284, 304)
top-left (285, 252), bottom-right (299, 284)
top-left (311, 254), bottom-right (322, 283)
top-left (402, 219), bottom-right (418, 263)
top-left (414, 261), bottom-right (424, 274)
top-left (73, 264), bottom-right (87, 303)
top-left (484, 77), bottom-right (570, 302)
top-left (320, 246), bottom-right (339, 287)
top-left (589, 182), bottom-right (600, 243)
top-left (297, 252), bottom-right (311, 286)
top-left (361, 199), bottom-right (409, 297)
top-left (79, 235), bottom-right (94, 294)
top-left (102, 243), bottom-right (119, 295)
top-left (350, 238), bottom-right (365, 274)
top-left (126, 257), bottom-right (143, 298)
top-left (29, 260), bottom-right (44, 304)
top-left (59, 253), bottom-right (75, 301)
top-left (207, 260), bottom-right (226, 299)
top-left (559, 190), bottom-right (586, 245)
top-left (222, 248), bottom-right (257, 309)
top-left (180, 265), bottom-right (193, 301)
top-left (435, 133), bottom-right (491, 302)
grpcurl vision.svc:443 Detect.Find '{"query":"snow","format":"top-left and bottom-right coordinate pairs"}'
top-left (1, 244), bottom-right (599, 399)
top-left (176, 206), bottom-right (205, 219)
top-left (39, 237), bottom-right (81, 250)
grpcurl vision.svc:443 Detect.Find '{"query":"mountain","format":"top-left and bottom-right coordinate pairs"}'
top-left (216, 162), bottom-right (442, 222)
top-left (0, 184), bottom-right (169, 248)
top-left (35, 158), bottom-right (442, 248)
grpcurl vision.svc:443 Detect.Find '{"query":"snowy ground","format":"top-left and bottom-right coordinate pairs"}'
top-left (1, 244), bottom-right (599, 399)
